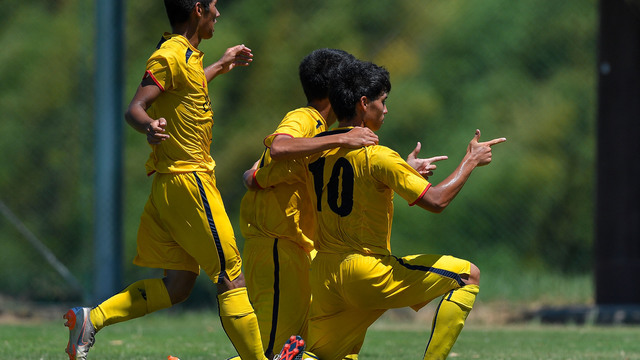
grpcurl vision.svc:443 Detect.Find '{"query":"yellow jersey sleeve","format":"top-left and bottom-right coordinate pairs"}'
top-left (143, 34), bottom-right (214, 174)
top-left (145, 56), bottom-right (173, 92)
top-left (263, 107), bottom-right (327, 148)
top-left (369, 146), bottom-right (431, 205)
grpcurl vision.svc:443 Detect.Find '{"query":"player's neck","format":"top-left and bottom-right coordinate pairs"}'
top-left (308, 98), bottom-right (335, 126)
top-left (171, 24), bottom-right (201, 49)
top-left (338, 117), bottom-right (364, 128)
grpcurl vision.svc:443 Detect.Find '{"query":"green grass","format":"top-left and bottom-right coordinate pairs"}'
top-left (2, 310), bottom-right (640, 360)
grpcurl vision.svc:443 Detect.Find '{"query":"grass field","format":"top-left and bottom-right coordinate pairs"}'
top-left (3, 308), bottom-right (640, 360)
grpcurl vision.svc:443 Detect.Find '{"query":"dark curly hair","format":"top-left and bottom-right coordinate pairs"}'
top-left (299, 48), bottom-right (356, 103)
top-left (329, 60), bottom-right (391, 121)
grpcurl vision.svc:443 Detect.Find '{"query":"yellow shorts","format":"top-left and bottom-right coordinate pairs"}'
top-left (243, 236), bottom-right (312, 356)
top-left (307, 252), bottom-right (470, 360)
top-left (134, 171), bottom-right (242, 283)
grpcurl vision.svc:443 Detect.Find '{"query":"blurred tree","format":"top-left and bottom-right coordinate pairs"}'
top-left (0, 0), bottom-right (596, 302)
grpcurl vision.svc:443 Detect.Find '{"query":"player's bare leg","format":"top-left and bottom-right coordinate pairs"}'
top-left (163, 269), bottom-right (198, 305)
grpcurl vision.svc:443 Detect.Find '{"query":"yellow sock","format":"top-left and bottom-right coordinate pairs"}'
top-left (218, 287), bottom-right (266, 360)
top-left (90, 278), bottom-right (172, 332)
top-left (424, 284), bottom-right (479, 360)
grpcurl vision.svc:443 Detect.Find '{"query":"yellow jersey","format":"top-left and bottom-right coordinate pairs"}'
top-left (143, 33), bottom-right (214, 175)
top-left (254, 127), bottom-right (431, 256)
top-left (239, 107), bottom-right (328, 252)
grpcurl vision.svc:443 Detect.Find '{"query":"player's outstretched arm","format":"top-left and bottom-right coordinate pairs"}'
top-left (205, 44), bottom-right (253, 82)
top-left (270, 127), bottom-right (379, 161)
top-left (406, 141), bottom-right (448, 180)
top-left (416, 129), bottom-right (506, 213)
top-left (124, 77), bottom-right (169, 144)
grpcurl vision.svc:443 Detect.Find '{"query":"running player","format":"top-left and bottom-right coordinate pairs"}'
top-left (64, 1), bottom-right (269, 359)
top-left (244, 59), bottom-right (506, 360)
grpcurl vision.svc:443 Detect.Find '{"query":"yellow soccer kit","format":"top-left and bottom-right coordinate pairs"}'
top-left (88, 33), bottom-right (266, 360)
top-left (143, 33), bottom-right (215, 175)
top-left (253, 127), bottom-right (432, 255)
top-left (133, 33), bottom-right (241, 284)
top-left (241, 107), bottom-right (326, 252)
top-left (239, 106), bottom-right (326, 355)
top-left (254, 127), bottom-right (475, 360)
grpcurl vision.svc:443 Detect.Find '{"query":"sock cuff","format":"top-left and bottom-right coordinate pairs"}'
top-left (218, 287), bottom-right (254, 317)
top-left (144, 278), bottom-right (172, 313)
top-left (446, 284), bottom-right (479, 310)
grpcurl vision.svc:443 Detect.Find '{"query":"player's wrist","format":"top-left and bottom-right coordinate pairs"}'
top-left (461, 153), bottom-right (480, 169)
top-left (337, 133), bottom-right (357, 148)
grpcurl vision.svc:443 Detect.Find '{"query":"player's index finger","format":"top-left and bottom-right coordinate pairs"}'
top-left (486, 137), bottom-right (507, 146)
top-left (427, 155), bottom-right (449, 162)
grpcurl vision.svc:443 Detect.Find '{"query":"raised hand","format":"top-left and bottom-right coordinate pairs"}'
top-left (147, 118), bottom-right (169, 145)
top-left (342, 127), bottom-right (379, 148)
top-left (217, 44), bottom-right (253, 74)
top-left (466, 129), bottom-right (506, 166)
top-left (406, 141), bottom-right (448, 179)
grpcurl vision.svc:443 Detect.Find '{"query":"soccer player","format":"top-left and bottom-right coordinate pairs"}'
top-left (239, 48), bottom-right (378, 359)
top-left (244, 59), bottom-right (506, 360)
top-left (63, 1), bottom-right (270, 359)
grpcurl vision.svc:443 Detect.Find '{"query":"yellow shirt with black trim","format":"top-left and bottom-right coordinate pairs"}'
top-left (253, 127), bottom-right (431, 256)
top-left (239, 107), bottom-right (328, 252)
top-left (143, 33), bottom-right (214, 175)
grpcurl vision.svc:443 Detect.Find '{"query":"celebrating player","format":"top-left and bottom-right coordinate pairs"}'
top-left (244, 59), bottom-right (506, 360)
top-left (239, 48), bottom-right (377, 359)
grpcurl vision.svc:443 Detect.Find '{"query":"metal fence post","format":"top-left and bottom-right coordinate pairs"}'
top-left (93, 0), bottom-right (124, 303)
top-left (596, 0), bottom-right (640, 305)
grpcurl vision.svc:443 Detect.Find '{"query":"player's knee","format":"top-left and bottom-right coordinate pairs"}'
top-left (170, 285), bottom-right (194, 304)
top-left (164, 271), bottom-right (197, 304)
top-left (216, 272), bottom-right (246, 295)
top-left (466, 262), bottom-right (480, 286)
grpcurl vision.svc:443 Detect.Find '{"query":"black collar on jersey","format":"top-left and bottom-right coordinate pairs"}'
top-left (156, 36), bottom-right (167, 49)
top-left (156, 35), bottom-right (193, 64)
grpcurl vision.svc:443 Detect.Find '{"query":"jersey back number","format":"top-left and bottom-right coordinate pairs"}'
top-left (308, 157), bottom-right (354, 217)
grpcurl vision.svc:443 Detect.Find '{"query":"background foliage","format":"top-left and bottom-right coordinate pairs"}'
top-left (0, 0), bottom-right (596, 305)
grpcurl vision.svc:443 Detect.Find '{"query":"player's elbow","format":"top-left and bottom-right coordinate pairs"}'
top-left (269, 136), bottom-right (298, 161)
top-left (429, 202), bottom-right (448, 213)
top-left (269, 145), bottom-right (287, 161)
top-left (420, 192), bottom-right (450, 213)
top-left (124, 108), bottom-right (132, 124)
top-left (124, 106), bottom-right (138, 128)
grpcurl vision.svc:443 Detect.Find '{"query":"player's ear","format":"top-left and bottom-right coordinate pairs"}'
top-left (357, 96), bottom-right (368, 112)
top-left (194, 2), bottom-right (205, 17)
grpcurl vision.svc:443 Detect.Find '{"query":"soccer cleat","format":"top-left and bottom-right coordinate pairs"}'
top-left (224, 357), bottom-right (240, 360)
top-left (63, 307), bottom-right (96, 360)
top-left (274, 335), bottom-right (306, 360)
